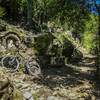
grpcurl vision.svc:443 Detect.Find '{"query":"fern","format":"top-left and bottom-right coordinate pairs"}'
top-left (0, 6), bottom-right (5, 18)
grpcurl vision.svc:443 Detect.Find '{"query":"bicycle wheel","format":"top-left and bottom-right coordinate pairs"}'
top-left (1, 55), bottom-right (20, 72)
top-left (25, 60), bottom-right (41, 76)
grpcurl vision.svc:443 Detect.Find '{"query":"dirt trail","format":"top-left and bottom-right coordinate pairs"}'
top-left (0, 34), bottom-right (100, 99)
top-left (0, 53), bottom-right (100, 100)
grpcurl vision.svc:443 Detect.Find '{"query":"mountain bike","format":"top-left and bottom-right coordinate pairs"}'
top-left (1, 44), bottom-right (41, 76)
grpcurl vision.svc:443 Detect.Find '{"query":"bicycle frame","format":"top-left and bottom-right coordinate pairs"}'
top-left (1, 46), bottom-right (41, 76)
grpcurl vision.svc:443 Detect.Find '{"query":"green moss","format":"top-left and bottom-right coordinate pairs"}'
top-left (57, 47), bottom-right (62, 56)
top-left (45, 51), bottom-right (55, 57)
top-left (32, 93), bottom-right (38, 100)
top-left (0, 6), bottom-right (5, 18)
top-left (17, 59), bottom-right (25, 73)
top-left (32, 33), bottom-right (53, 56)
top-left (0, 52), bottom-right (3, 57)
top-left (13, 89), bottom-right (23, 100)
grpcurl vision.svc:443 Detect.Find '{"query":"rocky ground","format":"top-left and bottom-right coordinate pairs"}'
top-left (0, 21), bottom-right (100, 100)
top-left (0, 53), bottom-right (100, 100)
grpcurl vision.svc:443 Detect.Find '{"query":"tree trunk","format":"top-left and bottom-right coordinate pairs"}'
top-left (27, 0), bottom-right (33, 28)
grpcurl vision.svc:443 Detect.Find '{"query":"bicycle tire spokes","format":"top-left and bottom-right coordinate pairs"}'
top-left (1, 55), bottom-right (20, 72)
top-left (2, 56), bottom-right (15, 67)
top-left (26, 60), bottom-right (41, 76)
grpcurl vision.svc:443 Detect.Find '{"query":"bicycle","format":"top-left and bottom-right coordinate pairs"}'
top-left (1, 41), bottom-right (41, 76)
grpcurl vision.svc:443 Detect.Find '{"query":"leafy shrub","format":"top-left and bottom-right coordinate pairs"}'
top-left (46, 32), bottom-right (74, 58)
top-left (83, 14), bottom-right (98, 54)
top-left (0, 6), bottom-right (5, 18)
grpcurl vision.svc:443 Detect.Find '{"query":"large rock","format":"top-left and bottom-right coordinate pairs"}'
top-left (23, 92), bottom-right (34, 100)
top-left (32, 33), bottom-right (54, 56)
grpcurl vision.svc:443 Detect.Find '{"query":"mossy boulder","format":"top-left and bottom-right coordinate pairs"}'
top-left (32, 33), bottom-right (54, 56)
top-left (34, 33), bottom-right (75, 65)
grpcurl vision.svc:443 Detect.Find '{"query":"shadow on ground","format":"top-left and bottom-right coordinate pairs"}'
top-left (32, 64), bottom-right (95, 89)
top-left (31, 55), bottom-right (100, 99)
top-left (70, 56), bottom-right (96, 68)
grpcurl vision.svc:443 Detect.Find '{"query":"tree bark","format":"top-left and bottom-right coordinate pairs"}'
top-left (27, 0), bottom-right (33, 27)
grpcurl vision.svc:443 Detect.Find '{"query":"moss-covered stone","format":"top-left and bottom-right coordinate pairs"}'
top-left (32, 33), bottom-right (54, 56)
top-left (32, 32), bottom-right (75, 65)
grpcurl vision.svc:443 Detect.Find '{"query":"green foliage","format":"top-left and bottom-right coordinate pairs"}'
top-left (17, 0), bottom-right (25, 6)
top-left (45, 32), bottom-right (74, 58)
top-left (63, 22), bottom-right (69, 30)
top-left (0, 0), bottom-right (98, 56)
top-left (0, 6), bottom-right (5, 18)
top-left (83, 14), bottom-right (98, 53)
